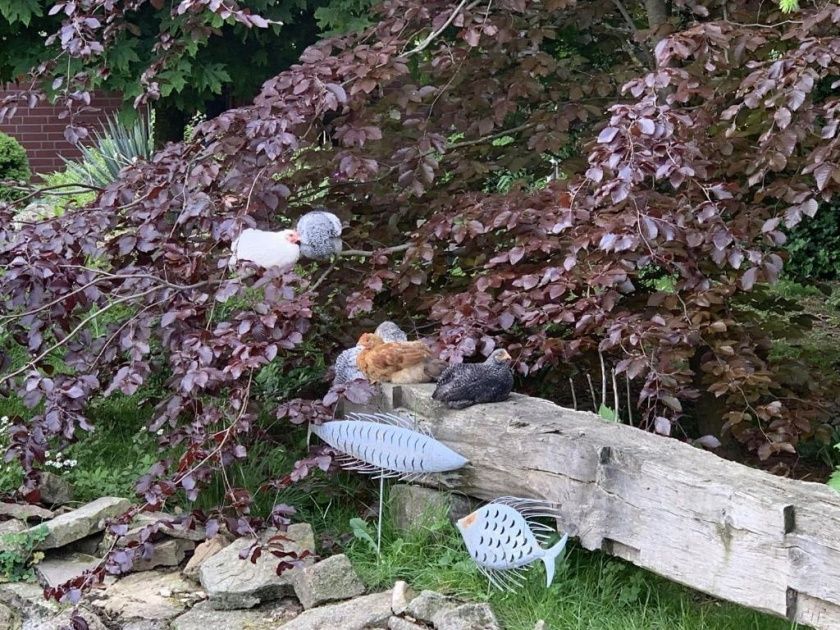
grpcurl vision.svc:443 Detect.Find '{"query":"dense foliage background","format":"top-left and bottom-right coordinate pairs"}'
top-left (2, 0), bottom-right (840, 600)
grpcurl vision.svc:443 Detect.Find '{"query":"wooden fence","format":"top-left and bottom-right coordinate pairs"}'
top-left (349, 383), bottom-right (840, 630)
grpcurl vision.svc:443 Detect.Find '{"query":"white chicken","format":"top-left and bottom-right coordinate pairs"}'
top-left (229, 228), bottom-right (301, 271)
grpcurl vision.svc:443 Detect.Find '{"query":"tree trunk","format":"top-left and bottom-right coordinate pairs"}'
top-left (644, 0), bottom-right (669, 30)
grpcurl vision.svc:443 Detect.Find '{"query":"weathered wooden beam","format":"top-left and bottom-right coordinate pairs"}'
top-left (349, 383), bottom-right (840, 630)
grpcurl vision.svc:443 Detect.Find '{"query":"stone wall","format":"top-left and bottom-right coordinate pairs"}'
top-left (0, 85), bottom-right (123, 176)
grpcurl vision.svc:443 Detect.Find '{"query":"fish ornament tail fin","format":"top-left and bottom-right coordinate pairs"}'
top-left (542, 533), bottom-right (569, 587)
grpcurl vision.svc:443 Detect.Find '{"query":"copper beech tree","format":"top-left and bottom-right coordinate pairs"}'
top-left (1, 0), bottom-right (839, 597)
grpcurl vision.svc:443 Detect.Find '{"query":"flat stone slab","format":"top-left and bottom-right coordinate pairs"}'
top-left (36, 552), bottom-right (100, 588)
top-left (388, 617), bottom-right (426, 630)
top-left (0, 582), bottom-right (62, 620)
top-left (0, 502), bottom-right (53, 522)
top-left (33, 496), bottom-right (130, 550)
top-left (90, 571), bottom-right (205, 623)
top-left (391, 580), bottom-right (415, 615)
top-left (171, 598), bottom-right (302, 630)
top-left (27, 607), bottom-right (108, 630)
top-left (389, 485), bottom-right (474, 533)
top-left (183, 536), bottom-right (228, 581)
top-left (200, 523), bottom-right (315, 610)
top-left (100, 512), bottom-right (207, 549)
top-left (0, 519), bottom-right (26, 536)
top-left (405, 590), bottom-right (456, 624)
top-left (278, 590), bottom-right (393, 629)
top-left (0, 601), bottom-right (20, 630)
top-left (434, 602), bottom-right (500, 630)
top-left (133, 538), bottom-right (195, 572)
top-left (39, 472), bottom-right (72, 506)
top-left (292, 553), bottom-right (365, 609)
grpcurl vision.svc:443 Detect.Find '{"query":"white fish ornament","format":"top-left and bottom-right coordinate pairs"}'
top-left (456, 496), bottom-right (569, 591)
top-left (310, 412), bottom-right (468, 478)
top-left (311, 412), bottom-right (468, 554)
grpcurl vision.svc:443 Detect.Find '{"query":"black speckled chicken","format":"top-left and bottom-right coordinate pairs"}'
top-left (432, 349), bottom-right (514, 409)
top-left (296, 208), bottom-right (343, 260)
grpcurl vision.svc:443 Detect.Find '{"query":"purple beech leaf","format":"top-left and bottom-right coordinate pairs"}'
top-left (597, 126), bottom-right (619, 143)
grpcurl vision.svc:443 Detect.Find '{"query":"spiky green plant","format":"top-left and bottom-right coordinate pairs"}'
top-left (63, 110), bottom-right (155, 187)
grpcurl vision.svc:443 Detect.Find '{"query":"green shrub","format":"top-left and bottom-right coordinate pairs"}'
top-left (0, 525), bottom-right (47, 582)
top-left (784, 202), bottom-right (840, 280)
top-left (38, 168), bottom-right (98, 215)
top-left (0, 132), bottom-right (31, 201)
top-left (183, 111), bottom-right (207, 142)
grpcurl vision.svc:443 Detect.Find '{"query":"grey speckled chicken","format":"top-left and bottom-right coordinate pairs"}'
top-left (374, 321), bottom-right (408, 343)
top-left (432, 349), bottom-right (514, 409)
top-left (331, 321), bottom-right (409, 385)
top-left (296, 209), bottom-right (343, 260)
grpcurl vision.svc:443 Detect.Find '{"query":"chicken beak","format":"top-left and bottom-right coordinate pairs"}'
top-left (499, 350), bottom-right (512, 361)
top-left (289, 231), bottom-right (301, 244)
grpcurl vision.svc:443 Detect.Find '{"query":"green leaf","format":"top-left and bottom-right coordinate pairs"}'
top-left (196, 63), bottom-right (231, 95)
top-left (598, 404), bottom-right (617, 422)
top-left (827, 470), bottom-right (840, 491)
top-left (159, 68), bottom-right (188, 97)
top-left (779, 0), bottom-right (799, 13)
top-left (108, 40), bottom-right (141, 74)
top-left (0, 0), bottom-right (42, 25)
top-left (349, 517), bottom-right (378, 553)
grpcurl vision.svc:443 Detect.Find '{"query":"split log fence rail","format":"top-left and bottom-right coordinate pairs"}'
top-left (348, 383), bottom-right (840, 630)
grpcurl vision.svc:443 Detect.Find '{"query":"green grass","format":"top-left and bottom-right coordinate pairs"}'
top-left (0, 329), bottom-right (816, 628)
top-left (61, 394), bottom-right (159, 502)
top-left (345, 490), bottom-right (800, 630)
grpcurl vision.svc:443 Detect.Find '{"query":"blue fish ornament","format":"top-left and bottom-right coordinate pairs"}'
top-left (456, 496), bottom-right (569, 591)
top-left (311, 412), bottom-right (469, 554)
top-left (310, 412), bottom-right (468, 479)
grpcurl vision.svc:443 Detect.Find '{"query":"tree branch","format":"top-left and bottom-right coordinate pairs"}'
top-left (309, 259), bottom-right (338, 292)
top-left (610, 0), bottom-right (638, 34)
top-left (2, 182), bottom-right (103, 208)
top-left (404, 0), bottom-right (477, 57)
top-left (340, 243), bottom-right (412, 257)
top-left (448, 122), bottom-right (536, 149)
top-left (0, 275), bottom-right (217, 387)
top-left (0, 272), bottom-right (186, 323)
top-left (0, 286), bottom-right (162, 388)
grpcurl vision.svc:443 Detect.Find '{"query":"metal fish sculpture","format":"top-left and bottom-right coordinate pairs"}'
top-left (311, 412), bottom-right (468, 554)
top-left (456, 496), bottom-right (569, 591)
top-left (309, 412), bottom-right (468, 479)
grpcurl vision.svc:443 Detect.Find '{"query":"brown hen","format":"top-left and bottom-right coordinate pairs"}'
top-left (355, 333), bottom-right (447, 384)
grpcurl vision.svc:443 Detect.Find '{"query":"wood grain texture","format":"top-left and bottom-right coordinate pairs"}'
top-left (347, 384), bottom-right (840, 629)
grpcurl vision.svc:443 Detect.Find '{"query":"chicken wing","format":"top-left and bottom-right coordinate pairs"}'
top-left (356, 333), bottom-right (434, 384)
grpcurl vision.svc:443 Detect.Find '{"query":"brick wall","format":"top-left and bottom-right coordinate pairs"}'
top-left (0, 86), bottom-right (124, 176)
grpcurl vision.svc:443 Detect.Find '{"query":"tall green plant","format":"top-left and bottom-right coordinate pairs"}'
top-left (63, 110), bottom-right (155, 187)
